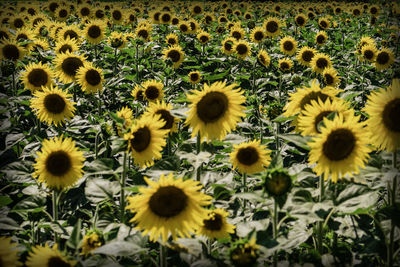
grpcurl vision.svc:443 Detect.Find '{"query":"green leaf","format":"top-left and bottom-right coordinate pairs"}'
top-left (85, 178), bottom-right (120, 203)
top-left (279, 134), bottom-right (311, 150)
top-left (0, 196), bottom-right (12, 207)
top-left (93, 241), bottom-right (147, 256)
top-left (66, 219), bottom-right (82, 250)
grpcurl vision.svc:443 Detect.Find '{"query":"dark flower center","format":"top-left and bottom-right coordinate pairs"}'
top-left (138, 29), bottom-right (149, 40)
top-left (190, 73), bottom-right (199, 81)
top-left (49, 2), bottom-right (59, 12)
top-left (283, 40), bottom-right (294, 51)
top-left (80, 7), bottom-right (90, 16)
top-left (129, 14), bottom-right (135, 22)
top-left (28, 69), bottom-right (48, 87)
top-left (376, 51), bottom-right (389, 65)
top-left (149, 186), bottom-right (187, 218)
top-left (167, 38), bottom-right (176, 45)
top-left (224, 41), bottom-right (233, 51)
top-left (155, 109), bottom-right (174, 130)
top-left (61, 57), bottom-right (84, 77)
top-left (237, 147), bottom-right (259, 166)
top-left (95, 10), bottom-right (104, 18)
top-left (314, 111), bottom-right (333, 133)
top-left (59, 44), bottom-right (72, 54)
top-left (48, 256), bottom-right (70, 267)
top-left (196, 91), bottom-right (228, 123)
top-left (44, 94), bottom-right (66, 114)
top-left (167, 49), bottom-right (181, 62)
top-left (145, 86), bottom-right (160, 100)
top-left (171, 18), bottom-right (179, 25)
top-left (154, 12), bottom-right (161, 21)
top-left (33, 18), bottom-right (44, 26)
top-left (364, 49), bottom-right (374, 60)
top-left (335, 8), bottom-right (341, 14)
top-left (316, 57), bottom-right (328, 69)
top-left (130, 126), bottom-right (151, 152)
top-left (190, 22), bottom-right (196, 31)
top-left (236, 44), bottom-right (248, 55)
top-left (64, 30), bottom-right (78, 40)
top-left (112, 10), bottom-right (122, 20)
top-left (245, 14), bottom-right (251, 19)
top-left (194, 6), bottom-right (202, 14)
top-left (258, 54), bottom-right (266, 64)
top-left (320, 20), bottom-right (328, 28)
top-left (200, 35), bottom-right (209, 43)
top-left (296, 16), bottom-right (305, 25)
top-left (353, 9), bottom-right (360, 16)
top-left (203, 212), bottom-right (223, 231)
top-left (324, 73), bottom-right (334, 85)
top-left (323, 128), bottom-right (356, 161)
top-left (371, 7), bottom-right (377, 14)
top-left (300, 92), bottom-right (329, 111)
top-left (266, 21), bottom-right (278, 33)
top-left (219, 17), bottom-right (227, 23)
top-left (14, 18), bottom-right (24, 28)
top-left (302, 50), bottom-right (314, 62)
top-left (2, 44), bottom-right (20, 61)
top-left (28, 8), bottom-right (36, 15)
top-left (161, 13), bottom-right (171, 23)
top-left (45, 151), bottom-right (71, 177)
top-left (59, 9), bottom-right (68, 18)
top-left (265, 172), bottom-right (292, 196)
top-left (232, 31), bottom-right (241, 40)
top-left (88, 25), bottom-right (101, 38)
top-left (280, 62), bottom-right (290, 70)
top-left (180, 24), bottom-right (188, 32)
top-left (254, 31), bottom-right (264, 41)
top-left (316, 35), bottom-right (325, 44)
top-left (85, 69), bottom-right (101, 85)
top-left (0, 31), bottom-right (9, 40)
top-left (382, 98), bottom-right (400, 132)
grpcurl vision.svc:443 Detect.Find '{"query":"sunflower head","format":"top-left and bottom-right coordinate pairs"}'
top-left (166, 33), bottom-right (178, 46)
top-left (131, 84), bottom-right (144, 101)
top-left (264, 17), bottom-right (281, 38)
top-left (0, 39), bottom-right (25, 62)
top-left (26, 243), bottom-right (77, 267)
top-left (135, 25), bottom-right (152, 42)
top-left (230, 26), bottom-right (245, 40)
top-left (21, 62), bottom-right (54, 92)
top-left (250, 27), bottom-right (265, 43)
top-left (263, 168), bottom-right (293, 197)
top-left (233, 40), bottom-right (251, 60)
top-left (318, 17), bottom-right (330, 29)
top-left (76, 63), bottom-right (104, 94)
top-left (278, 58), bottom-right (293, 72)
top-left (54, 51), bottom-right (86, 84)
top-left (55, 36), bottom-right (80, 55)
top-left (108, 32), bottom-right (126, 49)
top-left (141, 80), bottom-right (164, 102)
top-left (59, 25), bottom-right (82, 43)
top-left (315, 31), bottom-right (328, 46)
top-left (296, 46), bottom-right (316, 67)
top-left (84, 20), bottom-right (106, 44)
top-left (310, 53), bottom-right (332, 74)
top-left (197, 208), bottom-right (235, 240)
top-left (163, 45), bottom-right (185, 68)
top-left (280, 36), bottom-right (297, 56)
top-left (143, 101), bottom-right (179, 133)
top-left (110, 7), bottom-right (124, 24)
top-left (221, 37), bottom-right (235, 55)
top-left (178, 21), bottom-right (190, 34)
top-left (322, 67), bottom-right (340, 88)
top-left (0, 237), bottom-right (20, 267)
top-left (295, 13), bottom-right (307, 27)
top-left (188, 71), bottom-right (201, 84)
top-left (229, 237), bottom-right (260, 267)
top-left (80, 231), bottom-right (102, 256)
top-left (230, 140), bottom-right (271, 175)
top-left (374, 48), bottom-right (395, 71)
top-left (116, 106), bottom-right (133, 134)
top-left (257, 49), bottom-right (271, 67)
top-left (197, 31), bottom-right (211, 45)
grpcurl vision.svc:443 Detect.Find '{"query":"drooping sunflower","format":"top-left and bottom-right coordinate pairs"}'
top-left (0, 39), bottom-right (25, 62)
top-left (230, 26), bottom-right (245, 40)
top-left (76, 63), bottom-right (104, 94)
top-left (163, 45), bottom-right (185, 68)
top-left (257, 49), bottom-right (271, 67)
top-left (278, 58), bottom-right (293, 72)
top-left (125, 173), bottom-right (212, 243)
top-left (230, 140), bottom-right (271, 174)
top-left (124, 116), bottom-right (168, 168)
top-left (185, 81), bottom-right (246, 142)
top-left (141, 80), bottom-right (164, 102)
top-left (54, 51), bottom-right (86, 84)
top-left (221, 37), bottom-right (236, 55)
top-left (264, 17), bottom-right (281, 38)
top-left (197, 208), bottom-right (235, 239)
top-left (26, 243), bottom-right (76, 267)
top-left (374, 48), bottom-right (395, 71)
top-left (197, 31), bottom-right (211, 45)
top-left (143, 101), bottom-right (179, 133)
top-left (229, 237), bottom-right (260, 267)
top-left (108, 32), bottom-right (126, 49)
top-left (250, 27), bottom-right (265, 44)
top-left (296, 46), bottom-right (316, 67)
top-left (318, 17), bottom-right (330, 30)
top-left (54, 37), bottom-right (80, 54)
top-left (310, 53), bottom-right (332, 74)
top-left (233, 40), bottom-right (251, 60)
top-left (283, 80), bottom-right (341, 117)
top-left (364, 79), bottom-right (400, 151)
top-left (315, 31), bottom-right (328, 46)
top-left (30, 85), bottom-right (76, 126)
top-left (33, 135), bottom-right (84, 190)
top-left (80, 232), bottom-right (102, 256)
top-left (84, 20), bottom-right (106, 44)
top-left (135, 25), bottom-right (152, 42)
top-left (188, 70), bottom-right (201, 84)
top-left (295, 13), bottom-right (308, 27)
top-left (297, 98), bottom-right (352, 136)
top-left (318, 64), bottom-right (339, 86)
top-left (361, 44), bottom-right (377, 62)
top-left (49, 22), bottom-right (65, 40)
top-left (308, 113), bottom-right (371, 183)
top-left (280, 36), bottom-right (297, 56)
top-left (0, 237), bottom-right (20, 267)
top-left (165, 33), bottom-right (178, 46)
top-left (21, 62), bottom-right (54, 92)
top-left (263, 168), bottom-right (293, 197)
top-left (116, 106), bottom-right (133, 137)
top-left (59, 25), bottom-right (82, 43)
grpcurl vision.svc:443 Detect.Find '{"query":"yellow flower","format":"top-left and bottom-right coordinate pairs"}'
top-left (230, 139), bottom-right (271, 174)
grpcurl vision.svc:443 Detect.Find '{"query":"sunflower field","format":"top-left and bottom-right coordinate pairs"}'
top-left (0, 0), bottom-right (400, 266)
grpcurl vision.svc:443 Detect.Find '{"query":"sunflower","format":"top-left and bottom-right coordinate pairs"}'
top-left (10, 15), bottom-right (26, 29)
top-left (310, 53), bottom-right (332, 74)
top-left (76, 63), bottom-right (103, 94)
top-left (321, 67), bottom-right (340, 88)
top-left (131, 84), bottom-right (144, 101)
top-left (364, 79), bottom-right (400, 151)
top-left (308, 113), bottom-right (371, 183)
top-left (0, 27), bottom-right (11, 40)
top-left (188, 70), bottom-right (201, 84)
top-left (369, 5), bottom-right (380, 17)
top-left (197, 208), bottom-right (235, 239)
top-left (351, 7), bottom-right (362, 17)
top-left (150, 10), bottom-right (161, 24)
top-left (360, 44), bottom-right (377, 62)
top-left (204, 13), bottom-right (214, 25)
top-left (141, 80), bottom-right (164, 102)
top-left (374, 48), bottom-right (395, 71)
top-left (110, 7), bottom-right (124, 24)
top-left (221, 37), bottom-right (236, 55)
top-left (315, 31), bottom-right (328, 46)
top-left (77, 4), bottom-right (91, 19)
top-left (30, 85), bottom-right (76, 126)
top-left (54, 6), bottom-right (69, 21)
top-left (257, 49), bottom-right (271, 67)
top-left (159, 12), bottom-right (172, 24)
top-left (26, 243), bottom-right (76, 267)
top-left (163, 45), bottom-right (184, 68)
top-left (84, 20), bottom-right (106, 44)
top-left (229, 237), bottom-right (260, 267)
top-left (171, 16), bottom-right (180, 25)
top-left (188, 19), bottom-right (200, 34)
top-left (250, 27), bottom-right (265, 44)
top-left (0, 237), bottom-right (20, 267)
top-left (59, 25), bottom-right (81, 43)
top-left (54, 37), bottom-right (80, 54)
top-left (108, 32), bottom-right (126, 49)
top-left (143, 101), bottom-right (178, 133)
top-left (135, 25), bottom-right (152, 42)
top-left (318, 17), bottom-right (330, 29)
top-left (47, 1), bottom-right (60, 14)
top-left (264, 17), bottom-right (281, 38)
top-left (191, 4), bottom-right (203, 15)
top-left (80, 232), bottom-right (102, 256)
top-left (280, 36), bottom-right (297, 56)
top-left (49, 22), bottom-right (65, 40)
top-left (185, 81), bottom-right (246, 142)
top-left (126, 173), bottom-right (212, 243)
top-left (233, 40), bottom-right (251, 60)
top-left (54, 52), bottom-right (86, 84)
top-left (32, 38), bottom-right (50, 51)
top-left (263, 168), bottom-right (293, 197)
top-left (283, 80), bottom-right (341, 117)
top-left (93, 7), bottom-right (105, 20)
top-left (116, 106), bottom-right (133, 136)
top-left (165, 33), bottom-right (178, 46)
top-left (230, 26), bottom-right (245, 41)
top-left (230, 140), bottom-right (271, 174)
top-left (295, 46), bottom-right (315, 67)
top-left (297, 98), bottom-right (352, 136)
top-left (21, 62), bottom-right (54, 93)
top-left (0, 39), bottom-right (25, 62)
top-left (178, 21), bottom-right (190, 34)
top-left (357, 36), bottom-right (375, 53)
top-left (295, 13), bottom-right (307, 27)
top-left (197, 31), bottom-right (211, 45)
top-left (278, 58), bottom-right (293, 72)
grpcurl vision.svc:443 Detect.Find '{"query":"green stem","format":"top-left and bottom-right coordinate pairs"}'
top-left (207, 239), bottom-right (212, 256)
top-left (317, 175), bottom-right (325, 254)
top-left (196, 133), bottom-right (201, 154)
top-left (136, 44), bottom-right (139, 82)
top-left (167, 133), bottom-right (171, 156)
top-left (120, 152), bottom-right (128, 224)
top-left (160, 243), bottom-right (167, 267)
top-left (11, 68), bottom-right (16, 96)
top-left (52, 190), bottom-right (59, 243)
top-left (273, 198), bottom-right (278, 267)
top-left (275, 122), bottom-right (280, 152)
top-left (388, 151), bottom-right (398, 267)
top-left (114, 48), bottom-right (118, 73)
